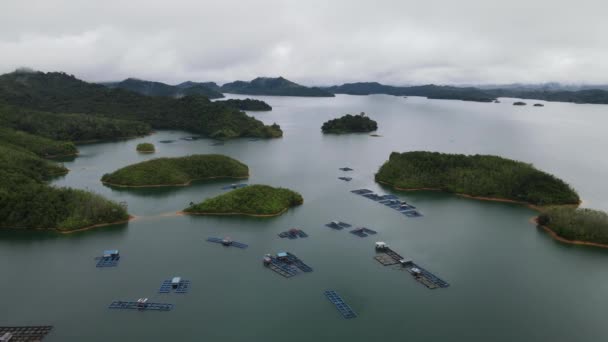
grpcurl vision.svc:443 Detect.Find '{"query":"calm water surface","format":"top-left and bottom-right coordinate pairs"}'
top-left (1, 94), bottom-right (608, 341)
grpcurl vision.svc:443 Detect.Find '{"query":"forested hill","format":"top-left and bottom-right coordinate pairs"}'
top-left (326, 82), bottom-right (608, 104)
top-left (104, 78), bottom-right (224, 99)
top-left (221, 77), bottom-right (334, 97)
top-left (0, 70), bottom-right (282, 139)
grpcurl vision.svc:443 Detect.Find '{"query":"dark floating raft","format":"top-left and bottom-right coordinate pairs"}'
top-left (278, 228), bottom-right (308, 239)
top-left (339, 167), bottom-right (354, 171)
top-left (325, 221), bottom-right (352, 230)
top-left (263, 252), bottom-right (313, 278)
top-left (338, 177), bottom-right (352, 181)
top-left (351, 189), bottom-right (423, 218)
top-left (207, 237), bottom-right (248, 249)
top-left (374, 245), bottom-right (449, 289)
top-left (0, 326), bottom-right (53, 341)
top-left (210, 141), bottom-right (225, 146)
top-left (324, 290), bottom-right (357, 319)
top-left (158, 140), bottom-right (175, 143)
top-left (350, 227), bottom-right (377, 237)
top-left (108, 300), bottom-right (174, 311)
top-left (95, 250), bottom-right (120, 267)
top-left (159, 278), bottom-right (191, 294)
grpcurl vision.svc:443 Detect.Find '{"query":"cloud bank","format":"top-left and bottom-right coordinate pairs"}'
top-left (1, 0), bottom-right (606, 85)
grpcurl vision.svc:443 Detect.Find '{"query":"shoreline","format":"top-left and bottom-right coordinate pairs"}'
top-left (377, 180), bottom-right (581, 212)
top-left (46, 151), bottom-right (79, 159)
top-left (178, 207), bottom-right (289, 218)
top-left (57, 215), bottom-right (136, 234)
top-left (74, 132), bottom-right (155, 145)
top-left (101, 175), bottom-right (249, 188)
top-left (531, 217), bottom-right (608, 249)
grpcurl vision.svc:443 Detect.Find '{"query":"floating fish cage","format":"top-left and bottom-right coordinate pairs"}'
top-left (351, 189), bottom-right (423, 218)
top-left (207, 237), bottom-right (248, 249)
top-left (159, 278), bottom-right (191, 294)
top-left (325, 221), bottom-right (352, 230)
top-left (324, 290), bottom-right (357, 319)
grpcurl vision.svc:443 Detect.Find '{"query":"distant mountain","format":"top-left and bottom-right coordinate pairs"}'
top-left (326, 82), bottom-right (496, 102)
top-left (0, 70), bottom-right (282, 139)
top-left (221, 77), bottom-right (334, 97)
top-left (176, 81), bottom-right (221, 91)
top-left (105, 78), bottom-right (224, 99)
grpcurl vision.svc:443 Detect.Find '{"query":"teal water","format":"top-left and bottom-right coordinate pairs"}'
top-left (2, 94), bottom-right (608, 341)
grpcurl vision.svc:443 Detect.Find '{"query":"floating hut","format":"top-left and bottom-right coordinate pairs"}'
top-left (103, 250), bottom-right (119, 258)
top-left (171, 277), bottom-right (181, 289)
top-left (375, 242), bottom-right (389, 250)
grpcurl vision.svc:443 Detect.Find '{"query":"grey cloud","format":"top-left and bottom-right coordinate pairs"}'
top-left (0, 0), bottom-right (606, 85)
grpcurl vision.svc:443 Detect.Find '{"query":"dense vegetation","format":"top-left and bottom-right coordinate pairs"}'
top-left (136, 143), bottom-right (155, 153)
top-left (0, 141), bottom-right (129, 231)
top-left (0, 102), bottom-right (150, 142)
top-left (321, 112), bottom-right (378, 133)
top-left (0, 127), bottom-right (77, 157)
top-left (184, 185), bottom-right (303, 216)
top-left (538, 207), bottom-right (608, 244)
top-left (325, 82), bottom-right (496, 102)
top-left (0, 70), bottom-right (282, 139)
top-left (221, 77), bottom-right (334, 97)
top-left (216, 98), bottom-right (272, 111)
top-left (104, 78), bottom-right (224, 99)
top-left (101, 154), bottom-right (249, 187)
top-left (376, 151), bottom-right (580, 206)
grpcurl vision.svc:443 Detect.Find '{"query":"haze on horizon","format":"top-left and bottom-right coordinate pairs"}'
top-left (0, 0), bottom-right (606, 86)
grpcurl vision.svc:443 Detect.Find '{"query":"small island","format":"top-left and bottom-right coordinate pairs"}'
top-left (534, 103), bottom-right (545, 107)
top-left (537, 207), bottom-right (608, 247)
top-left (375, 151), bottom-right (580, 206)
top-left (513, 101), bottom-right (527, 106)
top-left (136, 143), bottom-right (155, 153)
top-left (101, 154), bottom-right (248, 187)
top-left (183, 185), bottom-right (303, 217)
top-left (216, 98), bottom-right (272, 111)
top-left (321, 112), bottom-right (378, 134)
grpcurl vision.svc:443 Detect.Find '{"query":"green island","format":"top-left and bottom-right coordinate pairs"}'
top-left (537, 207), bottom-right (608, 246)
top-left (136, 143), bottom-right (155, 153)
top-left (0, 138), bottom-right (129, 232)
top-left (221, 77), bottom-right (334, 97)
top-left (183, 184), bottom-right (303, 216)
top-left (322, 112), bottom-right (378, 134)
top-left (0, 70), bottom-right (281, 139)
top-left (101, 154), bottom-right (249, 187)
top-left (375, 151), bottom-right (580, 206)
top-left (216, 98), bottom-right (272, 111)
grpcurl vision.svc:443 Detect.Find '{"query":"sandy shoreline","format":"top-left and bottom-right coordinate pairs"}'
top-left (1, 216), bottom-right (136, 234)
top-left (531, 217), bottom-right (608, 249)
top-left (101, 175), bottom-right (249, 188)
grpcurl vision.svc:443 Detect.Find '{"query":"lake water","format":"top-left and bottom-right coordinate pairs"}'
top-left (1, 94), bottom-right (608, 341)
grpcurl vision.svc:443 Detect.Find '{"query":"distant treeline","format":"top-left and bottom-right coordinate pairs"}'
top-left (376, 151), bottom-right (580, 206)
top-left (216, 98), bottom-right (272, 111)
top-left (103, 78), bottom-right (225, 99)
top-left (325, 82), bottom-right (608, 104)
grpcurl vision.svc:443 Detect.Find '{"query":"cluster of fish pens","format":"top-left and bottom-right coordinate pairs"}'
top-left (325, 221), bottom-right (378, 238)
top-left (278, 228), bottom-right (308, 239)
top-left (374, 242), bottom-right (449, 289)
top-left (0, 326), bottom-right (53, 342)
top-left (351, 189), bottom-right (423, 217)
top-left (263, 252), bottom-right (313, 278)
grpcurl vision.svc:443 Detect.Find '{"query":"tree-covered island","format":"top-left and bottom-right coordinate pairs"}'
top-left (375, 151), bottom-right (580, 206)
top-left (183, 185), bottom-right (303, 217)
top-left (216, 98), bottom-right (272, 111)
top-left (136, 143), bottom-right (155, 153)
top-left (321, 112), bottom-right (378, 134)
top-left (537, 207), bottom-right (608, 247)
top-left (101, 154), bottom-right (249, 187)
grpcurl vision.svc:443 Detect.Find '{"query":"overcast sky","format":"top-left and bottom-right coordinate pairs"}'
top-left (0, 0), bottom-right (606, 86)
